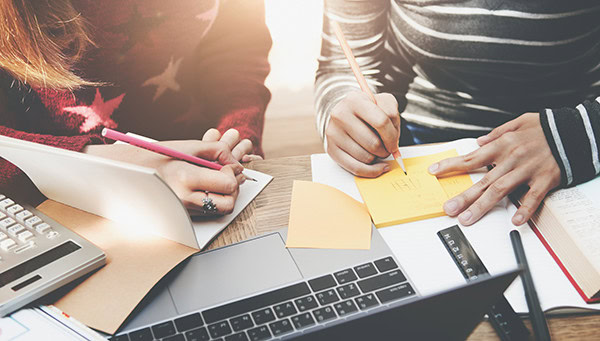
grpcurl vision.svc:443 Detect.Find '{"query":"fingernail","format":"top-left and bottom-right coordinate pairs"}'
top-left (428, 163), bottom-right (439, 174)
top-left (513, 214), bottom-right (524, 225)
top-left (444, 199), bottom-right (458, 213)
top-left (477, 135), bottom-right (490, 145)
top-left (459, 210), bottom-right (473, 224)
top-left (383, 165), bottom-right (390, 172)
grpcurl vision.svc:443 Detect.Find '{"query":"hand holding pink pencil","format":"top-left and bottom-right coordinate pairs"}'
top-left (330, 21), bottom-right (406, 175)
top-left (101, 128), bottom-right (257, 181)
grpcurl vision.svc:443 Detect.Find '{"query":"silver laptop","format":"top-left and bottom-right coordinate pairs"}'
top-left (112, 227), bottom-right (519, 340)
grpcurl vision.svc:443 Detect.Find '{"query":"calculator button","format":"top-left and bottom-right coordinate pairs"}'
top-left (7, 224), bottom-right (25, 237)
top-left (269, 318), bottom-right (293, 337)
top-left (273, 301), bottom-right (297, 318)
top-left (357, 270), bottom-right (406, 293)
top-left (35, 223), bottom-right (50, 233)
top-left (46, 230), bottom-right (59, 239)
top-left (25, 216), bottom-right (42, 228)
top-left (0, 238), bottom-right (16, 251)
top-left (333, 300), bottom-right (358, 317)
top-left (334, 269), bottom-right (357, 284)
top-left (375, 283), bottom-right (415, 304)
top-left (354, 293), bottom-right (379, 310)
top-left (15, 210), bottom-right (33, 222)
top-left (312, 306), bottom-right (337, 323)
top-left (18, 230), bottom-right (34, 242)
top-left (6, 204), bottom-right (23, 216)
top-left (0, 198), bottom-right (14, 209)
top-left (294, 295), bottom-right (318, 312)
top-left (354, 262), bottom-right (378, 278)
top-left (374, 257), bottom-right (398, 273)
top-left (290, 312), bottom-right (315, 330)
top-left (0, 232), bottom-right (6, 240)
top-left (0, 217), bottom-right (16, 229)
top-left (14, 241), bottom-right (35, 254)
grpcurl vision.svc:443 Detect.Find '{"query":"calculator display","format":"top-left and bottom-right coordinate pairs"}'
top-left (0, 241), bottom-right (80, 288)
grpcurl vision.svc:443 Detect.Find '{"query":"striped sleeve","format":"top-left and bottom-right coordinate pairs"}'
top-left (315, 0), bottom-right (408, 143)
top-left (540, 96), bottom-right (600, 187)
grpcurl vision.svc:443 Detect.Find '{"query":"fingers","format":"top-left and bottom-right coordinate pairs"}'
top-left (512, 181), bottom-right (554, 225)
top-left (220, 129), bottom-right (241, 150)
top-left (429, 143), bottom-right (497, 176)
top-left (190, 141), bottom-right (243, 174)
top-left (477, 117), bottom-right (522, 146)
top-left (340, 114), bottom-right (389, 158)
top-left (187, 191), bottom-right (237, 215)
top-left (374, 93), bottom-right (401, 132)
top-left (350, 92), bottom-right (400, 156)
top-left (202, 128), bottom-right (221, 142)
top-left (231, 139), bottom-right (253, 161)
top-left (328, 123), bottom-right (379, 164)
top-left (328, 142), bottom-right (389, 177)
top-left (457, 169), bottom-right (528, 226)
top-left (242, 154), bottom-right (263, 163)
top-left (176, 162), bottom-right (239, 195)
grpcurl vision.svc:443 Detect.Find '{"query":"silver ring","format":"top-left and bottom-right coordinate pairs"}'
top-left (202, 191), bottom-right (218, 214)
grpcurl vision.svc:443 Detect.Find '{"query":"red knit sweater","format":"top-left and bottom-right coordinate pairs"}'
top-left (0, 0), bottom-right (271, 204)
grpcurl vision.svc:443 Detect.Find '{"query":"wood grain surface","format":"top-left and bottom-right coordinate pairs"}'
top-left (207, 155), bottom-right (600, 340)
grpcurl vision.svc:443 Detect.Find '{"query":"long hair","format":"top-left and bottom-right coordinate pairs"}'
top-left (0, 0), bottom-right (99, 90)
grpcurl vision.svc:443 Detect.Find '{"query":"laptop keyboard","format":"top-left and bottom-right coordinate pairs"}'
top-left (112, 256), bottom-right (416, 341)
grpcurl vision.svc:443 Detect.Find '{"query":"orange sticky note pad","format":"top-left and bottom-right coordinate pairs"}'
top-left (286, 180), bottom-right (372, 250)
top-left (355, 149), bottom-right (473, 227)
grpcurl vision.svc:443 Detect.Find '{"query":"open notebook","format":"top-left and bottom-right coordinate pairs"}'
top-left (311, 139), bottom-right (600, 314)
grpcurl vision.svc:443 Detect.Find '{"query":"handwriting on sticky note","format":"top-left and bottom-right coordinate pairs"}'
top-left (286, 180), bottom-right (372, 250)
top-left (355, 150), bottom-right (473, 227)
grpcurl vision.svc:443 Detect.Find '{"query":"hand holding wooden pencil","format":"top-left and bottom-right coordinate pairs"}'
top-left (324, 21), bottom-right (404, 178)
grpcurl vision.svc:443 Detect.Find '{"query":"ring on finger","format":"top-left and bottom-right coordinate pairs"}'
top-left (202, 191), bottom-right (218, 215)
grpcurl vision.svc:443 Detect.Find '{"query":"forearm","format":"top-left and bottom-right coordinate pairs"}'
top-left (315, 0), bottom-right (391, 141)
top-left (539, 95), bottom-right (600, 186)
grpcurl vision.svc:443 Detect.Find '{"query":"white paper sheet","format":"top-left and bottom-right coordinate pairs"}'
top-left (311, 138), bottom-right (600, 314)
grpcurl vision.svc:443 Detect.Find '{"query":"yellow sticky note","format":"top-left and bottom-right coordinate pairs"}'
top-left (355, 149), bottom-right (474, 227)
top-left (286, 180), bottom-right (372, 249)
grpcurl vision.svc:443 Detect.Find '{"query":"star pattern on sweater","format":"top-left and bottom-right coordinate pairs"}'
top-left (62, 89), bottom-right (125, 133)
top-left (196, 0), bottom-right (219, 38)
top-left (142, 56), bottom-right (183, 101)
top-left (109, 5), bottom-right (167, 57)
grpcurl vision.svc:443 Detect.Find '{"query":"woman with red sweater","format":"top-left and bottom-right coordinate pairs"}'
top-left (0, 0), bottom-right (271, 214)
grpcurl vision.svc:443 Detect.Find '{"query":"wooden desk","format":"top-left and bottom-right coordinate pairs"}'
top-left (208, 155), bottom-right (600, 340)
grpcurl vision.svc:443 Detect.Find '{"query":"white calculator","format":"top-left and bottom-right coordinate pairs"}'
top-left (0, 194), bottom-right (105, 316)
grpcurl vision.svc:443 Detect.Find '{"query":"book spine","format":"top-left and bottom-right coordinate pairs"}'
top-left (527, 220), bottom-right (600, 304)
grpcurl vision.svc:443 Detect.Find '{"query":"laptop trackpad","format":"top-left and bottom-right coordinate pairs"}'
top-left (168, 232), bottom-right (302, 314)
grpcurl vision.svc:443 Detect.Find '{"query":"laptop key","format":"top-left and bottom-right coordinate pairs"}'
top-left (128, 328), bottom-right (152, 341)
top-left (184, 327), bottom-right (210, 341)
top-left (291, 312), bottom-right (315, 329)
top-left (312, 306), bottom-right (337, 323)
top-left (251, 308), bottom-right (275, 325)
top-left (334, 300), bottom-right (358, 316)
top-left (273, 301), bottom-right (297, 318)
top-left (376, 283), bottom-right (415, 303)
top-left (208, 321), bottom-right (232, 338)
top-left (164, 334), bottom-right (185, 341)
top-left (337, 283), bottom-right (360, 299)
top-left (308, 274), bottom-right (336, 292)
top-left (230, 314), bottom-right (254, 332)
top-left (374, 257), bottom-right (398, 272)
top-left (357, 270), bottom-right (406, 293)
top-left (355, 293), bottom-right (379, 310)
top-left (354, 262), bottom-right (378, 278)
top-left (316, 289), bottom-right (339, 305)
top-left (269, 318), bottom-right (294, 336)
top-left (151, 320), bottom-right (176, 338)
top-left (247, 325), bottom-right (271, 341)
top-left (334, 269), bottom-right (357, 284)
top-left (294, 295), bottom-right (318, 312)
top-left (174, 312), bottom-right (203, 332)
top-left (225, 332), bottom-right (249, 341)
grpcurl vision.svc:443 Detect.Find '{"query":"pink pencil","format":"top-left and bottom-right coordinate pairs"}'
top-left (331, 21), bottom-right (406, 174)
top-left (102, 128), bottom-right (256, 181)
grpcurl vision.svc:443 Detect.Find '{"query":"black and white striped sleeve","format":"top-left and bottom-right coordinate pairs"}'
top-left (315, 0), bottom-right (391, 142)
top-left (540, 96), bottom-right (600, 187)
